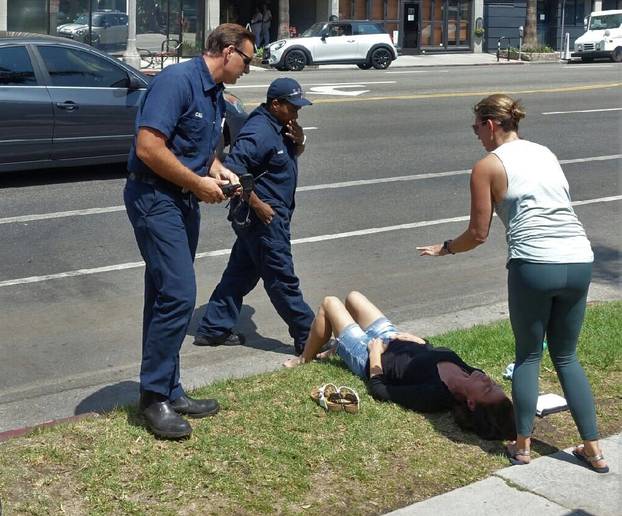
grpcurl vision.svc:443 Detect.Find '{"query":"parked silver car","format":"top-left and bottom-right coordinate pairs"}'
top-left (0, 32), bottom-right (247, 173)
top-left (57, 10), bottom-right (128, 51)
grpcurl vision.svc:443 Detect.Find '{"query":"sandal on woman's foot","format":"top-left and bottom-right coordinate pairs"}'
top-left (505, 443), bottom-right (530, 465)
top-left (572, 446), bottom-right (609, 474)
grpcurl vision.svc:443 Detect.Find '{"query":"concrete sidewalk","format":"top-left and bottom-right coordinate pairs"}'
top-left (140, 51), bottom-right (524, 75)
top-left (387, 433), bottom-right (621, 516)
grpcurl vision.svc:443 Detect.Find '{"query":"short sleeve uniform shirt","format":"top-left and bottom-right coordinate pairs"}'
top-left (128, 56), bottom-right (225, 176)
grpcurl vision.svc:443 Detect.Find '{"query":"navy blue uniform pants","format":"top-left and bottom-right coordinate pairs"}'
top-left (124, 178), bottom-right (200, 400)
top-left (197, 216), bottom-right (314, 353)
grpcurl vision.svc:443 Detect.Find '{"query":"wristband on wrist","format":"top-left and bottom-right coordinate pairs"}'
top-left (297, 134), bottom-right (306, 146)
top-left (442, 239), bottom-right (455, 255)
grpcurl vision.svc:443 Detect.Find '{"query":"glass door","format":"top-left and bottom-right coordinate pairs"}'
top-left (420, 0), bottom-right (471, 50)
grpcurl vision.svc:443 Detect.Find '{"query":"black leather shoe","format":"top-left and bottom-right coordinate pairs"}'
top-left (139, 391), bottom-right (192, 439)
top-left (193, 331), bottom-right (245, 347)
top-left (170, 394), bottom-right (220, 419)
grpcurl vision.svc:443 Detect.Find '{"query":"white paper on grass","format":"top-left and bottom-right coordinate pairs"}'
top-left (536, 393), bottom-right (568, 417)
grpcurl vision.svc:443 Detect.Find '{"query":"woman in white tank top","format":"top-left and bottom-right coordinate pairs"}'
top-left (417, 94), bottom-right (608, 474)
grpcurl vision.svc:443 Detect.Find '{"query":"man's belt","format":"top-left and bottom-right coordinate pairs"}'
top-left (128, 171), bottom-right (190, 195)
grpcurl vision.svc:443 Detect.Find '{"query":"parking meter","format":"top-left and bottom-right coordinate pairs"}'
top-left (518, 25), bottom-right (524, 38)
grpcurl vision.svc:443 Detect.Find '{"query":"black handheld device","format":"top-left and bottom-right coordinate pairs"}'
top-left (220, 183), bottom-right (242, 197)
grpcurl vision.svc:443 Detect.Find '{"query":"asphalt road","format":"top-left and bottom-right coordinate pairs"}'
top-left (1, 62), bottom-right (620, 431)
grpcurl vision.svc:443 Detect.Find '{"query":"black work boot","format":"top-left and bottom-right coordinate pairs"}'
top-left (170, 394), bottom-right (220, 418)
top-left (139, 391), bottom-right (192, 439)
top-left (193, 331), bottom-right (245, 347)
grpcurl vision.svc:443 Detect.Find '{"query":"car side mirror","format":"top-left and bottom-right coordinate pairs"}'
top-left (128, 74), bottom-right (143, 90)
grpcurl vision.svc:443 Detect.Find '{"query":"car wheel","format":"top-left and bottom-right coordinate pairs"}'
top-left (357, 63), bottom-right (372, 70)
top-left (370, 47), bottom-right (392, 69)
top-left (612, 47), bottom-right (622, 63)
top-left (274, 65), bottom-right (287, 71)
top-left (284, 50), bottom-right (306, 71)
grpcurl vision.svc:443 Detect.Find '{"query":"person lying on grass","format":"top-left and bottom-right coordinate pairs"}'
top-left (284, 291), bottom-right (516, 441)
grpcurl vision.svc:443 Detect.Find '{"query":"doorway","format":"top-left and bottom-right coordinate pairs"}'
top-left (403, 2), bottom-right (419, 50)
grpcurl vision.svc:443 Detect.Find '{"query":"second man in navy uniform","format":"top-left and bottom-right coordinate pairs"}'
top-left (194, 78), bottom-right (315, 356)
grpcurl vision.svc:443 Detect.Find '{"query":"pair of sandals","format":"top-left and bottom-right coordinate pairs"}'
top-left (310, 383), bottom-right (360, 414)
top-left (506, 444), bottom-right (609, 474)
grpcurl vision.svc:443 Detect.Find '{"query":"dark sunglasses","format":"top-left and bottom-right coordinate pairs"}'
top-left (472, 119), bottom-right (488, 134)
top-left (234, 47), bottom-right (253, 66)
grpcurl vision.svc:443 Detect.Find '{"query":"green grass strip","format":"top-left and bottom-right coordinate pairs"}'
top-left (0, 301), bottom-right (620, 515)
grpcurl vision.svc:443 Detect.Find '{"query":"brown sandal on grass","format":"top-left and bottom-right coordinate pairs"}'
top-left (310, 384), bottom-right (360, 413)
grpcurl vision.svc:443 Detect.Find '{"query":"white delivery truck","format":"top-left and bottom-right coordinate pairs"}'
top-left (572, 10), bottom-right (622, 62)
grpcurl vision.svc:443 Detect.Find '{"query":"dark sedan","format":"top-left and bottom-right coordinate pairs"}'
top-left (0, 32), bottom-right (247, 173)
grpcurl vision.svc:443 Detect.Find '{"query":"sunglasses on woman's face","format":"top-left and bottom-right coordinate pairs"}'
top-left (472, 119), bottom-right (488, 134)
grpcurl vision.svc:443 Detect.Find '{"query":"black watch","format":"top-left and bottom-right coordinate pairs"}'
top-left (442, 239), bottom-right (455, 255)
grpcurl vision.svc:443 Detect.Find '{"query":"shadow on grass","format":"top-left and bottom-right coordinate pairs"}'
top-left (188, 303), bottom-right (294, 355)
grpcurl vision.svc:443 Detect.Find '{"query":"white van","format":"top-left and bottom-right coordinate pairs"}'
top-left (572, 10), bottom-right (622, 62)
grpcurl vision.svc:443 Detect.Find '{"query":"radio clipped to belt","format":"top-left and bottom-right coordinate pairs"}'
top-left (225, 173), bottom-right (255, 229)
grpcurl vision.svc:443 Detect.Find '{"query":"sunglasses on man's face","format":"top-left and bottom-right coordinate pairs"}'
top-left (234, 47), bottom-right (252, 66)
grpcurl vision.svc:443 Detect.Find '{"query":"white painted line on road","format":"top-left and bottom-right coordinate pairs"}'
top-left (385, 70), bottom-right (449, 74)
top-left (564, 65), bottom-right (614, 69)
top-left (1, 194), bottom-right (620, 288)
top-left (1, 154), bottom-right (620, 225)
top-left (302, 126), bottom-right (318, 130)
top-left (228, 81), bottom-right (396, 89)
top-left (542, 107), bottom-right (622, 115)
top-left (0, 206), bottom-right (127, 225)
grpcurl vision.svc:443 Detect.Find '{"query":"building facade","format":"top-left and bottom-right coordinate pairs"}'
top-left (1, 0), bottom-right (620, 55)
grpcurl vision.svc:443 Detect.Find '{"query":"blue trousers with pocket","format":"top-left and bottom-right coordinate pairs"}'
top-left (124, 178), bottom-right (200, 400)
top-left (508, 260), bottom-right (599, 440)
top-left (197, 215), bottom-right (314, 353)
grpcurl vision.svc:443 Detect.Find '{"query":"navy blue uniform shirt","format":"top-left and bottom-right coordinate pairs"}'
top-left (224, 105), bottom-right (299, 219)
top-left (128, 56), bottom-right (225, 176)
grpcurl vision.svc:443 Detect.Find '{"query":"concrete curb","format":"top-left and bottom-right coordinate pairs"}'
top-left (386, 433), bottom-right (621, 515)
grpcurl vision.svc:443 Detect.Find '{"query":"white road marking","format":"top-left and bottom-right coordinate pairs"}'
top-left (302, 126), bottom-right (318, 130)
top-left (309, 85), bottom-right (370, 96)
top-left (564, 65), bottom-right (614, 69)
top-left (1, 195), bottom-right (620, 288)
top-left (386, 70), bottom-right (449, 74)
top-left (542, 107), bottom-right (622, 115)
top-left (1, 154), bottom-right (620, 225)
top-left (228, 80), bottom-right (396, 89)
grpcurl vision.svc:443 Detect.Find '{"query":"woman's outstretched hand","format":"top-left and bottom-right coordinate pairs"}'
top-left (417, 243), bottom-right (443, 256)
top-left (367, 337), bottom-right (387, 354)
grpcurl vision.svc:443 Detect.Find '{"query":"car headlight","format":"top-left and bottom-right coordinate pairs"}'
top-left (76, 28), bottom-right (88, 35)
top-left (575, 43), bottom-right (582, 51)
top-left (270, 40), bottom-right (286, 52)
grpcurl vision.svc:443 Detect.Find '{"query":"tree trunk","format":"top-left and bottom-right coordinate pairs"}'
top-left (523, 0), bottom-right (538, 48)
top-left (278, 0), bottom-right (290, 39)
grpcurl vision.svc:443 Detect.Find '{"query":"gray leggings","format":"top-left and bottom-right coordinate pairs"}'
top-left (508, 260), bottom-right (599, 440)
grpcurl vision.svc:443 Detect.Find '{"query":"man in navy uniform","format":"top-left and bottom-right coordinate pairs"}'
top-left (194, 78), bottom-right (314, 356)
top-left (124, 23), bottom-right (255, 439)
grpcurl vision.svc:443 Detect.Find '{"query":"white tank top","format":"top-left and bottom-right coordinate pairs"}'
top-left (492, 139), bottom-right (593, 264)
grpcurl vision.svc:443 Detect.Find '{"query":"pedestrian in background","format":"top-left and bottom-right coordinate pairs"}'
top-left (261, 3), bottom-right (272, 48)
top-left (194, 78), bottom-right (315, 357)
top-left (124, 23), bottom-right (255, 440)
top-left (417, 94), bottom-right (608, 474)
top-left (250, 6), bottom-right (263, 48)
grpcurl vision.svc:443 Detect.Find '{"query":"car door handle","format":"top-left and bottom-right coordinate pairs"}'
top-left (55, 101), bottom-right (79, 111)
top-left (347, 39), bottom-right (356, 43)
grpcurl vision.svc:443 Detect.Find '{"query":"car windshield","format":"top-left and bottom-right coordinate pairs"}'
top-left (73, 14), bottom-right (103, 27)
top-left (589, 14), bottom-right (622, 30)
top-left (301, 22), bottom-right (327, 37)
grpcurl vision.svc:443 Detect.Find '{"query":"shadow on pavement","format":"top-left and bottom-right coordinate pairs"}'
top-left (75, 380), bottom-right (140, 416)
top-left (188, 303), bottom-right (292, 354)
top-left (591, 243), bottom-right (621, 285)
top-left (0, 162), bottom-right (128, 188)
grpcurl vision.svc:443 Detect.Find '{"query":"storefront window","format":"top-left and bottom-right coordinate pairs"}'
top-left (7, 0), bottom-right (48, 33)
